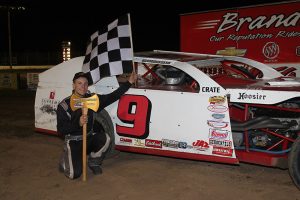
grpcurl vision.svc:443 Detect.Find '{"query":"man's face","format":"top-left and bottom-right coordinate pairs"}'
top-left (73, 77), bottom-right (88, 97)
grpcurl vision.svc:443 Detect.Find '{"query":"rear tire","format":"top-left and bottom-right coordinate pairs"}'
top-left (94, 109), bottom-right (120, 159)
top-left (288, 137), bottom-right (300, 190)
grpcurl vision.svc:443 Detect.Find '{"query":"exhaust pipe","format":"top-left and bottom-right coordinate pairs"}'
top-left (231, 116), bottom-right (288, 131)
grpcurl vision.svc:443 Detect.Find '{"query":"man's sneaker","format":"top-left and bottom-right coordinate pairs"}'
top-left (89, 165), bottom-right (102, 175)
top-left (88, 157), bottom-right (103, 175)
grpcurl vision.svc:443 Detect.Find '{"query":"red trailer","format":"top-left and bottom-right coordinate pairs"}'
top-left (181, 1), bottom-right (300, 76)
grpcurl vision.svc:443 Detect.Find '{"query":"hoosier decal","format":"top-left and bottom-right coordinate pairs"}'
top-left (237, 92), bottom-right (266, 100)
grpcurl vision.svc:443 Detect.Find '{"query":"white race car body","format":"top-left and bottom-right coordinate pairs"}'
top-left (35, 50), bottom-right (300, 167)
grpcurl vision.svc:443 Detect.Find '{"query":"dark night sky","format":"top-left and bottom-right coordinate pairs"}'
top-left (0, 0), bottom-right (288, 55)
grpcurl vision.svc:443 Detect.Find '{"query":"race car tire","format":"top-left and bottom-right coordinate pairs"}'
top-left (288, 137), bottom-right (300, 190)
top-left (94, 109), bottom-right (120, 159)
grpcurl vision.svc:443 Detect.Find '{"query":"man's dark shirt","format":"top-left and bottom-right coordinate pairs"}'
top-left (56, 81), bottom-right (131, 137)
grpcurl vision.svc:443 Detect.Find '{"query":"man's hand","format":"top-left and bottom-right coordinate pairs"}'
top-left (128, 71), bottom-right (138, 84)
top-left (79, 114), bottom-right (88, 127)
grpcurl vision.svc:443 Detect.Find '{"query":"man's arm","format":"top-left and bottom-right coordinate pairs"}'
top-left (98, 81), bottom-right (132, 110)
top-left (98, 71), bottom-right (137, 110)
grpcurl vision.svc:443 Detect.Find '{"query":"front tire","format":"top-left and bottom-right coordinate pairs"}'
top-left (94, 109), bottom-right (119, 158)
top-left (288, 137), bottom-right (300, 190)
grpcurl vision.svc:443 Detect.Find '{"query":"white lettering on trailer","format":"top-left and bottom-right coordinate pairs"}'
top-left (276, 31), bottom-right (300, 38)
top-left (210, 36), bottom-right (224, 42)
top-left (217, 12), bottom-right (300, 33)
top-left (226, 33), bottom-right (273, 41)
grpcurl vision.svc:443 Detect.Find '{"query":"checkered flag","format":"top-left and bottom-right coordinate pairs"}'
top-left (82, 14), bottom-right (133, 85)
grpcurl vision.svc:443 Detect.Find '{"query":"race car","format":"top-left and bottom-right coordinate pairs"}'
top-left (34, 50), bottom-right (300, 189)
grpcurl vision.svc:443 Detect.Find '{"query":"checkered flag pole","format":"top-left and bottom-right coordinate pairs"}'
top-left (82, 13), bottom-right (134, 85)
top-left (127, 14), bottom-right (135, 74)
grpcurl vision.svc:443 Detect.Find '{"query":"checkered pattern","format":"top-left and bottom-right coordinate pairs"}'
top-left (82, 14), bottom-right (133, 85)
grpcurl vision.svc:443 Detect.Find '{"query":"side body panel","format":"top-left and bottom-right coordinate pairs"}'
top-left (105, 87), bottom-right (237, 162)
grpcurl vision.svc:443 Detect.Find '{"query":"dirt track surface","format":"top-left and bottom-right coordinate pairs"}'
top-left (0, 90), bottom-right (299, 200)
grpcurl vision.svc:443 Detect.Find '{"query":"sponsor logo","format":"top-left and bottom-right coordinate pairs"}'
top-left (120, 138), bottom-right (132, 144)
top-left (212, 147), bottom-right (233, 157)
top-left (207, 105), bottom-right (228, 113)
top-left (74, 102), bottom-right (83, 108)
top-left (275, 66), bottom-right (297, 77)
top-left (41, 98), bottom-right (59, 106)
top-left (40, 98), bottom-right (59, 115)
top-left (263, 42), bottom-right (279, 60)
top-left (141, 59), bottom-right (171, 65)
top-left (162, 139), bottom-right (179, 149)
top-left (162, 139), bottom-right (191, 149)
top-left (178, 142), bottom-right (189, 149)
top-left (134, 139), bottom-right (145, 147)
top-left (209, 96), bottom-right (225, 104)
top-left (49, 91), bottom-right (55, 99)
top-left (201, 87), bottom-right (220, 93)
top-left (209, 139), bottom-right (232, 148)
top-left (192, 140), bottom-right (209, 151)
top-left (216, 47), bottom-right (247, 56)
top-left (212, 113), bottom-right (225, 120)
top-left (209, 129), bottom-right (229, 140)
top-left (145, 139), bottom-right (162, 148)
top-left (207, 120), bottom-right (228, 128)
top-left (237, 92), bottom-right (266, 100)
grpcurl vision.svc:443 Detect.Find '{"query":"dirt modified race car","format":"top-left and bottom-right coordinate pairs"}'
top-left (35, 50), bottom-right (300, 189)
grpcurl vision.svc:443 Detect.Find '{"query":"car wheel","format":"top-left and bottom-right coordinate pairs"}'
top-left (288, 136), bottom-right (300, 190)
top-left (94, 109), bottom-right (120, 159)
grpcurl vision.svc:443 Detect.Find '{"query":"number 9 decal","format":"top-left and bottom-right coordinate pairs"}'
top-left (116, 94), bottom-right (152, 139)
